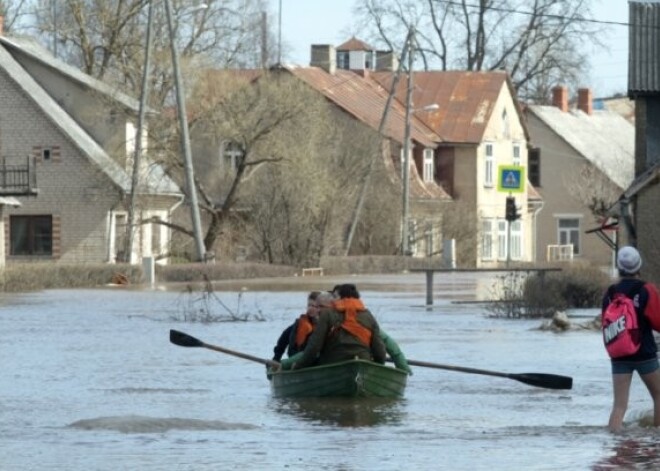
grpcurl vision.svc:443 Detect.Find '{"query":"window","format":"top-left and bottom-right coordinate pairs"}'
top-left (502, 108), bottom-right (510, 138)
top-left (558, 218), bottom-right (581, 256)
top-left (10, 215), bottom-right (53, 256)
top-left (481, 219), bottom-right (493, 260)
top-left (484, 143), bottom-right (494, 187)
top-left (529, 147), bottom-right (541, 187)
top-left (513, 144), bottom-right (521, 166)
top-left (364, 51), bottom-right (374, 70)
top-left (510, 220), bottom-right (522, 260)
top-left (423, 148), bottom-right (434, 182)
top-left (43, 148), bottom-right (51, 161)
top-left (497, 219), bottom-right (507, 260)
top-left (220, 141), bottom-right (244, 172)
top-left (336, 51), bottom-right (349, 69)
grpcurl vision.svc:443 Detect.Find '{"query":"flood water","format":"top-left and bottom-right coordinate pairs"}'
top-left (2, 273), bottom-right (660, 470)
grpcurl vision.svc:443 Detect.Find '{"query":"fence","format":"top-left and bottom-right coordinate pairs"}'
top-left (546, 244), bottom-right (574, 262)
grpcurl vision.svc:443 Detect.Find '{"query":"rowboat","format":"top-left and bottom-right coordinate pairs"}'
top-left (268, 359), bottom-right (408, 398)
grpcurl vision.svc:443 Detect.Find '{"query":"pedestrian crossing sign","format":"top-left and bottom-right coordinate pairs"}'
top-left (497, 165), bottom-right (525, 193)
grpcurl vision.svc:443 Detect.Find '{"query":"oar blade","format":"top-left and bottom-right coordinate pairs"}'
top-left (170, 329), bottom-right (204, 348)
top-left (511, 373), bottom-right (573, 390)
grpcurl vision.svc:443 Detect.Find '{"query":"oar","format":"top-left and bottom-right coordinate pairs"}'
top-left (399, 358), bottom-right (573, 390)
top-left (169, 329), bottom-right (280, 368)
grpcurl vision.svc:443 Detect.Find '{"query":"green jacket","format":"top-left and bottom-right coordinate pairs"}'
top-left (293, 306), bottom-right (386, 369)
top-left (281, 327), bottom-right (412, 375)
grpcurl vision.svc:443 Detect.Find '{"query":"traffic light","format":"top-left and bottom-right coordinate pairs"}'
top-left (505, 196), bottom-right (520, 222)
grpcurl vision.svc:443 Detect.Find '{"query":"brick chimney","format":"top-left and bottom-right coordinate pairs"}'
top-left (577, 88), bottom-right (593, 115)
top-left (552, 86), bottom-right (568, 112)
top-left (0, 16), bottom-right (4, 36)
top-left (310, 45), bottom-right (336, 74)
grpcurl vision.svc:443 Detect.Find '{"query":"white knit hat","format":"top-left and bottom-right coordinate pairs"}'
top-left (617, 246), bottom-right (642, 275)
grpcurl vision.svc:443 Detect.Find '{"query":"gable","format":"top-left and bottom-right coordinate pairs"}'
top-left (0, 40), bottom-right (180, 196)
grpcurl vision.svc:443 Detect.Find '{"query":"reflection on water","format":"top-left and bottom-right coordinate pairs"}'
top-left (593, 437), bottom-right (660, 470)
top-left (271, 397), bottom-right (405, 428)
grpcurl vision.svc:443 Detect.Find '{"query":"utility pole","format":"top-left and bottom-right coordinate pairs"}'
top-left (401, 27), bottom-right (415, 256)
top-left (163, 0), bottom-right (206, 262)
top-left (124, 0), bottom-right (154, 263)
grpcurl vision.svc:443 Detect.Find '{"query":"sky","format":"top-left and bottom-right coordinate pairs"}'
top-left (269, 0), bottom-right (630, 98)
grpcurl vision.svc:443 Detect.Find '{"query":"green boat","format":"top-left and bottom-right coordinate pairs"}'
top-left (268, 359), bottom-right (408, 398)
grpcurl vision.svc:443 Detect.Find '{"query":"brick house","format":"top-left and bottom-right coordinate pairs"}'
top-left (0, 27), bottom-right (182, 264)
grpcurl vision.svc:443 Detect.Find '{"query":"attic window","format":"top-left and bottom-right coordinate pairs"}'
top-left (502, 108), bottom-right (510, 138)
top-left (43, 148), bottom-right (51, 161)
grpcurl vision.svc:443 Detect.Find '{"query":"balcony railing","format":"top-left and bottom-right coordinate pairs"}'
top-left (0, 156), bottom-right (38, 196)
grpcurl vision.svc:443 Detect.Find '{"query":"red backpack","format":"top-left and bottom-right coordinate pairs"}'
top-left (602, 285), bottom-right (644, 358)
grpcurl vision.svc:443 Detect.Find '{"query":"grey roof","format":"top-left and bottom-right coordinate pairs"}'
top-left (527, 106), bottom-right (635, 189)
top-left (0, 35), bottom-right (141, 112)
top-left (0, 38), bottom-right (181, 196)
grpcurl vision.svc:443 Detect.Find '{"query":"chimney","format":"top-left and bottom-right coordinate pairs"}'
top-left (577, 88), bottom-right (593, 115)
top-left (310, 45), bottom-right (336, 74)
top-left (552, 86), bottom-right (568, 112)
top-left (0, 16), bottom-right (4, 36)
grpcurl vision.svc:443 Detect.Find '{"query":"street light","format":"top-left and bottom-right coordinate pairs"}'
top-left (125, 2), bottom-right (208, 264)
top-left (163, 0), bottom-right (207, 262)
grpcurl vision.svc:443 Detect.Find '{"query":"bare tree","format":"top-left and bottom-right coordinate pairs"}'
top-left (21, 0), bottom-right (275, 106)
top-left (565, 162), bottom-right (622, 222)
top-left (354, 0), bottom-right (602, 102)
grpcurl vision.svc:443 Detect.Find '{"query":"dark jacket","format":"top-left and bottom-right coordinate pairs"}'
top-left (294, 306), bottom-right (386, 369)
top-left (272, 315), bottom-right (314, 361)
top-left (602, 278), bottom-right (658, 362)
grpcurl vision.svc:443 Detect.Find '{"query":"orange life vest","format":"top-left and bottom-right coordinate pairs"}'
top-left (333, 298), bottom-right (372, 346)
top-left (294, 314), bottom-right (315, 349)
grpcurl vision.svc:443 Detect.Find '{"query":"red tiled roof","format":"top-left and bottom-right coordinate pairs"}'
top-left (284, 65), bottom-right (439, 148)
top-left (371, 70), bottom-right (512, 144)
top-left (336, 37), bottom-right (374, 51)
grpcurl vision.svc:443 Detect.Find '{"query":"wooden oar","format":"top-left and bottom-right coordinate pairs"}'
top-left (169, 329), bottom-right (280, 368)
top-left (398, 358), bottom-right (573, 390)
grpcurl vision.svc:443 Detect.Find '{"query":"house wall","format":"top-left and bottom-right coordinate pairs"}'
top-left (526, 113), bottom-right (614, 270)
top-left (636, 185), bottom-right (660, 285)
top-left (458, 84), bottom-right (531, 267)
top-left (633, 97), bottom-right (660, 285)
top-left (0, 67), bottom-right (123, 263)
top-left (8, 54), bottom-right (133, 168)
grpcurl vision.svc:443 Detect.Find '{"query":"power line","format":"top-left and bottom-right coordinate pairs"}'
top-left (436, 0), bottom-right (632, 28)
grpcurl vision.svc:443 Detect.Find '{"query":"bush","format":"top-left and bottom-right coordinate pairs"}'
top-left (1, 263), bottom-right (143, 292)
top-left (486, 263), bottom-right (610, 318)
